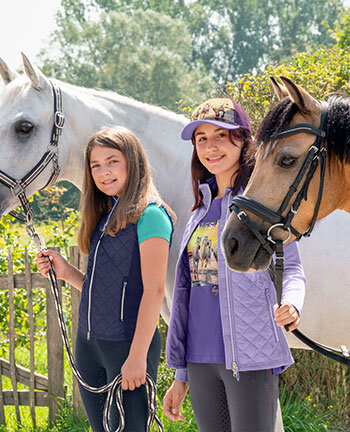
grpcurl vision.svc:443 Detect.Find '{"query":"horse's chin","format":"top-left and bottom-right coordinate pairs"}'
top-left (224, 243), bottom-right (272, 272)
top-left (0, 196), bottom-right (16, 218)
top-left (249, 245), bottom-right (272, 271)
top-left (221, 226), bottom-right (273, 272)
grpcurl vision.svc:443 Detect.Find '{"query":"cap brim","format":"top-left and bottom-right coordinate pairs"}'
top-left (181, 120), bottom-right (241, 140)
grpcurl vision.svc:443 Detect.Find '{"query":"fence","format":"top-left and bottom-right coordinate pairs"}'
top-left (0, 245), bottom-right (86, 427)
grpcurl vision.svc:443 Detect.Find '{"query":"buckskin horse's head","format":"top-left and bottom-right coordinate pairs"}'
top-left (221, 76), bottom-right (350, 272)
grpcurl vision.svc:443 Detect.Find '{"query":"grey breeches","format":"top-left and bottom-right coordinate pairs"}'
top-left (187, 362), bottom-right (279, 432)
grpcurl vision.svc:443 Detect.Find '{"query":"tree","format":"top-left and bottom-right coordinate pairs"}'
top-left (40, 8), bottom-right (213, 111)
top-left (224, 26), bottom-right (350, 134)
top-left (53, 0), bottom-right (346, 82)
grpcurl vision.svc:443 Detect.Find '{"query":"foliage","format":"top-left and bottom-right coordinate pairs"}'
top-left (48, 400), bottom-right (90, 432)
top-left (280, 386), bottom-right (335, 432)
top-left (50, 0), bottom-right (346, 83)
top-left (280, 349), bottom-right (350, 431)
top-left (221, 41), bottom-right (350, 134)
top-left (31, 182), bottom-right (80, 223)
top-left (40, 7), bottom-right (213, 111)
top-left (332, 9), bottom-right (350, 49)
top-left (0, 209), bottom-right (80, 351)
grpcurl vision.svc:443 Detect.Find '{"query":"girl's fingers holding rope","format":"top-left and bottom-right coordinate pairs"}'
top-left (134, 378), bottom-right (142, 388)
top-left (127, 379), bottom-right (135, 391)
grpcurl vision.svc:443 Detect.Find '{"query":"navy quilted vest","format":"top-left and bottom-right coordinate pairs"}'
top-left (78, 207), bottom-right (144, 341)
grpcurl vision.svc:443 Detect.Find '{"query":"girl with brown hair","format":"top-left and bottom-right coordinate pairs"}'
top-left (36, 125), bottom-right (175, 432)
top-left (163, 98), bottom-right (305, 431)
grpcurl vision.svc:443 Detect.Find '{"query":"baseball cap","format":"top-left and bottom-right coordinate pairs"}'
top-left (181, 98), bottom-right (252, 140)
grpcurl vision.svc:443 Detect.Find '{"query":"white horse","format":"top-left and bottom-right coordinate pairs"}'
top-left (1, 54), bottom-right (350, 355)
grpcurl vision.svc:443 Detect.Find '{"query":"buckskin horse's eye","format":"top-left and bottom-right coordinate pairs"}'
top-left (279, 156), bottom-right (297, 168)
top-left (15, 121), bottom-right (34, 135)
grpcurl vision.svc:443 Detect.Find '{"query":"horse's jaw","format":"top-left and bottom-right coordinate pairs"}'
top-left (221, 217), bottom-right (273, 272)
top-left (0, 191), bottom-right (19, 218)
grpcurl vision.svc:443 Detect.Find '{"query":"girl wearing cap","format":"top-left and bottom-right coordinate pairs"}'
top-left (36, 126), bottom-right (175, 432)
top-left (163, 99), bottom-right (305, 431)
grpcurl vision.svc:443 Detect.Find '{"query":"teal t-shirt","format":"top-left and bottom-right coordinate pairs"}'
top-left (137, 204), bottom-right (173, 245)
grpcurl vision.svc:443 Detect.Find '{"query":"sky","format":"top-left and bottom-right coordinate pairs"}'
top-left (0, 0), bottom-right (350, 72)
top-left (0, 0), bottom-right (61, 69)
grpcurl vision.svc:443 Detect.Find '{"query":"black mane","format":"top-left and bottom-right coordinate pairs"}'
top-left (256, 95), bottom-right (350, 163)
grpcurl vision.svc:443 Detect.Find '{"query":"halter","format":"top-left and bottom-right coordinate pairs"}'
top-left (229, 101), bottom-right (350, 366)
top-left (0, 81), bottom-right (64, 225)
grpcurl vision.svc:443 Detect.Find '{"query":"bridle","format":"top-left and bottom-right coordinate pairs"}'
top-left (0, 82), bottom-right (164, 431)
top-left (229, 101), bottom-right (350, 366)
top-left (0, 81), bottom-right (64, 240)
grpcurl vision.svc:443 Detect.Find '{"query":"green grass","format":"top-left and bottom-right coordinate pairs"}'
top-left (0, 341), bottom-right (348, 431)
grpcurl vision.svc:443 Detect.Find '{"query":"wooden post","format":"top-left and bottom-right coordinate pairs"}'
top-left (46, 247), bottom-right (64, 423)
top-left (25, 249), bottom-right (36, 428)
top-left (69, 245), bottom-right (86, 418)
top-left (7, 250), bottom-right (21, 424)
top-left (0, 362), bottom-right (6, 425)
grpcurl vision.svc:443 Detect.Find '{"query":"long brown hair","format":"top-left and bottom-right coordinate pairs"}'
top-left (78, 125), bottom-right (176, 254)
top-left (191, 128), bottom-right (256, 210)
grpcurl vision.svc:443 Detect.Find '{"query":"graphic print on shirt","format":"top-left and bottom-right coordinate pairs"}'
top-left (187, 221), bottom-right (219, 287)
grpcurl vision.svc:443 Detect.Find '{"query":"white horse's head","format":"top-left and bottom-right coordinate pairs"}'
top-left (0, 54), bottom-right (65, 217)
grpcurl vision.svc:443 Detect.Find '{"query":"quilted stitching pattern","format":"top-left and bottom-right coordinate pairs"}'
top-left (227, 271), bottom-right (285, 367)
top-left (79, 215), bottom-right (141, 340)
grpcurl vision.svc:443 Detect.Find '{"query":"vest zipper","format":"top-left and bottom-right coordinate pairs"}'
top-left (223, 192), bottom-right (238, 379)
top-left (86, 197), bottom-right (119, 340)
top-left (120, 281), bottom-right (127, 322)
top-left (266, 290), bottom-right (280, 343)
top-left (87, 237), bottom-right (102, 340)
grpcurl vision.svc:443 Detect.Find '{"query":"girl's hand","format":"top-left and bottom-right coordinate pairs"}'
top-left (163, 380), bottom-right (189, 421)
top-left (121, 355), bottom-right (147, 391)
top-left (35, 250), bottom-right (70, 280)
top-left (274, 301), bottom-right (300, 331)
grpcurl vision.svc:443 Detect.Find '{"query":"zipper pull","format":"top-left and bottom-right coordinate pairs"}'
top-left (232, 362), bottom-right (238, 378)
top-left (87, 331), bottom-right (91, 341)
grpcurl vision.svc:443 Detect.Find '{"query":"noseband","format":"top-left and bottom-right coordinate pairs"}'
top-left (229, 101), bottom-right (350, 366)
top-left (0, 81), bottom-right (64, 229)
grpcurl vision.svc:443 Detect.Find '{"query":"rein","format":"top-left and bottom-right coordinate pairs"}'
top-left (2, 83), bottom-right (164, 431)
top-left (230, 102), bottom-right (350, 367)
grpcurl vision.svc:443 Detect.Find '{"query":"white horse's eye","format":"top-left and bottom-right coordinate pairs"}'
top-left (279, 156), bottom-right (297, 168)
top-left (15, 121), bottom-right (34, 135)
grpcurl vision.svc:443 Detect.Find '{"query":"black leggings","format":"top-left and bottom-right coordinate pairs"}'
top-left (187, 362), bottom-right (279, 432)
top-left (75, 328), bottom-right (161, 432)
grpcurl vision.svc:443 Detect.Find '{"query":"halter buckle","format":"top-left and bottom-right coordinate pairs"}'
top-left (341, 345), bottom-right (350, 358)
top-left (290, 204), bottom-right (298, 214)
top-left (237, 210), bottom-right (247, 220)
top-left (11, 183), bottom-right (25, 197)
top-left (54, 111), bottom-right (65, 129)
top-left (267, 223), bottom-right (291, 244)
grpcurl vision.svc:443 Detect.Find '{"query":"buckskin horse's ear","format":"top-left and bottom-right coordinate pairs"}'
top-left (270, 77), bottom-right (289, 101)
top-left (21, 52), bottom-right (50, 91)
top-left (279, 76), bottom-right (319, 113)
top-left (0, 58), bottom-right (19, 85)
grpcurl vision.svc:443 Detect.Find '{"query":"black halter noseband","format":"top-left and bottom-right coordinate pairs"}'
top-left (0, 81), bottom-right (64, 226)
top-left (229, 101), bottom-right (350, 366)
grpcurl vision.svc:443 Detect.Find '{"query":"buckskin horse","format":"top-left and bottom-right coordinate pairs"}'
top-left (222, 76), bottom-right (350, 357)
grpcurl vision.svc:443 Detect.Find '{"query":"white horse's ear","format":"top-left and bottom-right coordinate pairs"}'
top-left (21, 52), bottom-right (50, 91)
top-left (270, 77), bottom-right (289, 101)
top-left (0, 58), bottom-right (19, 85)
top-left (279, 76), bottom-right (319, 113)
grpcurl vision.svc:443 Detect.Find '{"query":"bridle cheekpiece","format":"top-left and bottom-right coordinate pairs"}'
top-left (0, 81), bottom-right (64, 242)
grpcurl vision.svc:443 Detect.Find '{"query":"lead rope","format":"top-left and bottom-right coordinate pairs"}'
top-left (28, 229), bottom-right (164, 432)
